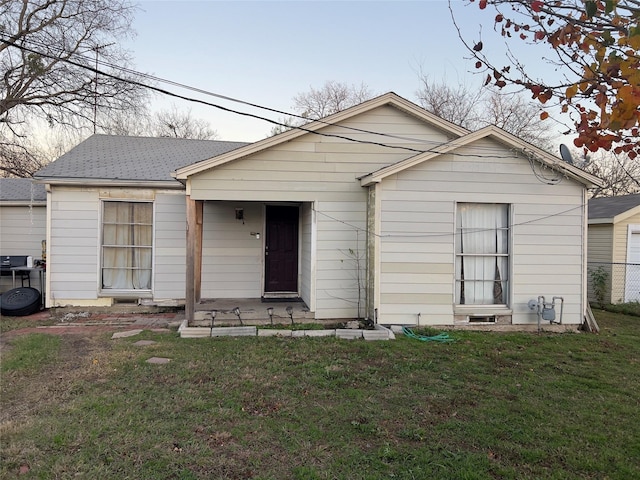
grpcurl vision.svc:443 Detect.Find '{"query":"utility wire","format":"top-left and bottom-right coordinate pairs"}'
top-left (4, 36), bottom-right (545, 159)
top-left (314, 203), bottom-right (586, 239)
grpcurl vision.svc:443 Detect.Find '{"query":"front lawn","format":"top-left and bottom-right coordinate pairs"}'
top-left (1, 310), bottom-right (638, 479)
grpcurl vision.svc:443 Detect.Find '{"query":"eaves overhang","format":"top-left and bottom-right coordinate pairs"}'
top-left (32, 177), bottom-right (186, 190)
top-left (0, 201), bottom-right (47, 206)
top-left (588, 204), bottom-right (640, 225)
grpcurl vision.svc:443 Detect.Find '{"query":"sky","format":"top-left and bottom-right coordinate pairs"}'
top-left (124, 0), bottom-right (561, 142)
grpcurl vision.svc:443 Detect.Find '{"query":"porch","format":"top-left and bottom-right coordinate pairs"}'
top-left (181, 297), bottom-right (392, 340)
top-left (191, 297), bottom-right (317, 327)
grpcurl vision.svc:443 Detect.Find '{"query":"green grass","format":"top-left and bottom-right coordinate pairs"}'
top-left (0, 334), bottom-right (60, 372)
top-left (1, 310), bottom-right (639, 479)
top-left (597, 300), bottom-right (640, 317)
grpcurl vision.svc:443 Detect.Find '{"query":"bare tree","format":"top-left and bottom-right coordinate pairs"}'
top-left (0, 0), bottom-right (147, 176)
top-left (584, 151), bottom-right (640, 198)
top-left (416, 75), bottom-right (556, 150)
top-left (0, 137), bottom-right (47, 178)
top-left (293, 81), bottom-right (373, 120)
top-left (270, 81), bottom-right (375, 136)
top-left (484, 91), bottom-right (555, 151)
top-left (415, 75), bottom-right (485, 128)
top-left (151, 107), bottom-right (218, 140)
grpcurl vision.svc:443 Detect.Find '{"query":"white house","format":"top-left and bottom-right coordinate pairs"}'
top-left (34, 93), bottom-right (602, 328)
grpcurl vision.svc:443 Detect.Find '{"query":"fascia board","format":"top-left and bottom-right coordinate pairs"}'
top-left (33, 177), bottom-right (185, 190)
top-left (612, 204), bottom-right (640, 224)
top-left (588, 218), bottom-right (614, 225)
top-left (0, 201), bottom-right (47, 206)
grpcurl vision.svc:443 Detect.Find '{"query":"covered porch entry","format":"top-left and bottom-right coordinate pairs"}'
top-left (185, 198), bottom-right (315, 325)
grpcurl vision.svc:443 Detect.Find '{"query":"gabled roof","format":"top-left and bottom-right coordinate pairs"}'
top-left (359, 125), bottom-right (603, 188)
top-left (0, 178), bottom-right (47, 205)
top-left (34, 134), bottom-right (249, 187)
top-left (588, 193), bottom-right (640, 223)
top-left (174, 92), bottom-right (469, 180)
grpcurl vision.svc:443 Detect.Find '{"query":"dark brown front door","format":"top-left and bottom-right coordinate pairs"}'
top-left (265, 205), bottom-right (299, 293)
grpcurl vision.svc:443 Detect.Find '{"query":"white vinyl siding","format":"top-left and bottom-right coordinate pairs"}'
top-left (189, 105), bottom-right (451, 319)
top-left (201, 202), bottom-right (263, 298)
top-left (46, 187), bottom-right (179, 307)
top-left (153, 193), bottom-right (187, 300)
top-left (48, 188), bottom-right (100, 304)
top-left (376, 138), bottom-right (586, 326)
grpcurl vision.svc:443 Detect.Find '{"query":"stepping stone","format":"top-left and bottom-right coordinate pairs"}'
top-left (111, 329), bottom-right (143, 339)
top-left (146, 357), bottom-right (171, 364)
top-left (133, 340), bottom-right (157, 346)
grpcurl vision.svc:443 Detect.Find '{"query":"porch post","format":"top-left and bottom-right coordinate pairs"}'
top-left (366, 184), bottom-right (381, 323)
top-left (186, 196), bottom-right (203, 324)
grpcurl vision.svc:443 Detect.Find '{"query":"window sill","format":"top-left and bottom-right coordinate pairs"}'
top-left (99, 290), bottom-right (152, 299)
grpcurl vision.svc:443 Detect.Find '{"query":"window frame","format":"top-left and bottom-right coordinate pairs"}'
top-left (454, 202), bottom-right (511, 307)
top-left (99, 200), bottom-right (154, 296)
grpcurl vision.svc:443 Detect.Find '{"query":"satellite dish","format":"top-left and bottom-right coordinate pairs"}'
top-left (559, 144), bottom-right (574, 165)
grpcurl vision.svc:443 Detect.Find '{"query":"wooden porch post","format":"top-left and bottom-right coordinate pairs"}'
top-left (186, 196), bottom-right (203, 324)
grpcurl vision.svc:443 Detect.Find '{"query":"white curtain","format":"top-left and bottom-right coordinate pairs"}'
top-left (102, 202), bottom-right (152, 290)
top-left (456, 203), bottom-right (508, 305)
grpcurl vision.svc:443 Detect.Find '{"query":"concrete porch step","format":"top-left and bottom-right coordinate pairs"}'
top-left (194, 303), bottom-right (313, 325)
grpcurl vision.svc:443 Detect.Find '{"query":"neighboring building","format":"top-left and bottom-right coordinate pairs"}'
top-left (588, 193), bottom-right (640, 303)
top-left (34, 93), bottom-right (602, 327)
top-left (0, 178), bottom-right (47, 292)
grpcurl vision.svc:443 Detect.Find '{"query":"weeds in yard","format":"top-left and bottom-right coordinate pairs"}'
top-left (1, 313), bottom-right (639, 479)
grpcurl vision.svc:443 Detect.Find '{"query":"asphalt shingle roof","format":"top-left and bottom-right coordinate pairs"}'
top-left (588, 193), bottom-right (640, 220)
top-left (34, 134), bottom-right (250, 183)
top-left (0, 178), bottom-right (47, 202)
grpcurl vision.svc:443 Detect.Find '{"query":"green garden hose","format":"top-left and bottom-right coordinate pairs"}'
top-left (402, 327), bottom-right (454, 343)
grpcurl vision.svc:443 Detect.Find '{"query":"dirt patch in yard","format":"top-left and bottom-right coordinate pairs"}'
top-left (1, 333), bottom-right (115, 426)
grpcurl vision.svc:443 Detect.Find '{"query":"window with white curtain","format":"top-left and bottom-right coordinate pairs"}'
top-left (101, 201), bottom-right (153, 291)
top-left (455, 203), bottom-right (509, 305)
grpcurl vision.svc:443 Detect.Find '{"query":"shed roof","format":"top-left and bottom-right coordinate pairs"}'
top-left (588, 193), bottom-right (640, 222)
top-left (0, 178), bottom-right (47, 203)
top-left (34, 134), bottom-right (249, 185)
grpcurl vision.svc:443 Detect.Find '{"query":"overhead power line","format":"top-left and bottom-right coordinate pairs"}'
top-left (2, 35), bottom-right (532, 160)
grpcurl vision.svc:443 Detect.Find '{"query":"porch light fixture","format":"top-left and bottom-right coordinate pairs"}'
top-left (267, 307), bottom-right (274, 324)
top-left (286, 305), bottom-right (294, 326)
top-left (233, 306), bottom-right (242, 326)
top-left (210, 310), bottom-right (217, 327)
